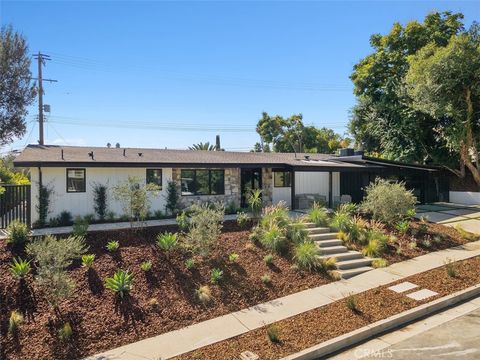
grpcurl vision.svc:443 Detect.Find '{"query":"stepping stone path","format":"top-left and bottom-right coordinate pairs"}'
top-left (303, 222), bottom-right (375, 279)
top-left (406, 289), bottom-right (439, 301)
top-left (388, 281), bottom-right (419, 293)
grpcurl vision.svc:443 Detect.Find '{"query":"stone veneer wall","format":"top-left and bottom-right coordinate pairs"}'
top-left (262, 168), bottom-right (273, 206)
top-left (172, 168), bottom-right (241, 209)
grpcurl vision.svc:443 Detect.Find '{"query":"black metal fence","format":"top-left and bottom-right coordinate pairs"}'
top-left (0, 184), bottom-right (31, 228)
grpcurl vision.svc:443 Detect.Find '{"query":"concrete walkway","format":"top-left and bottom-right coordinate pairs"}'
top-left (416, 203), bottom-right (480, 234)
top-left (87, 240), bottom-right (480, 360)
top-left (0, 214), bottom-right (239, 239)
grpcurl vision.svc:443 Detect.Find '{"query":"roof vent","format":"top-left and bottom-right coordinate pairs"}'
top-left (88, 151), bottom-right (94, 160)
top-left (304, 155), bottom-right (310, 161)
top-left (123, 149), bottom-right (126, 156)
top-left (61, 149), bottom-right (64, 160)
top-left (138, 152), bottom-right (143, 157)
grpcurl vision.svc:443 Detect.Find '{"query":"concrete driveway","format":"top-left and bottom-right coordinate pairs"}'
top-left (415, 203), bottom-right (480, 234)
top-left (362, 307), bottom-right (480, 360)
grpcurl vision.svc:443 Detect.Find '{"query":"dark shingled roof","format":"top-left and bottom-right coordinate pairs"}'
top-left (13, 145), bottom-right (374, 171)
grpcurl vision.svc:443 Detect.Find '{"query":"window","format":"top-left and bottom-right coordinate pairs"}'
top-left (146, 169), bottom-right (162, 189)
top-left (181, 169), bottom-right (225, 195)
top-left (274, 171), bottom-right (291, 187)
top-left (66, 168), bottom-right (86, 193)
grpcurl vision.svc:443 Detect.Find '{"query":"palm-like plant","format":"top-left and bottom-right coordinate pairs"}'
top-left (188, 142), bottom-right (217, 151)
top-left (10, 257), bottom-right (31, 279)
top-left (105, 270), bottom-right (134, 298)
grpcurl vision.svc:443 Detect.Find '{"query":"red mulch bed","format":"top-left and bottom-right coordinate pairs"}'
top-left (175, 256), bottom-right (480, 360)
top-left (0, 221), bottom-right (332, 360)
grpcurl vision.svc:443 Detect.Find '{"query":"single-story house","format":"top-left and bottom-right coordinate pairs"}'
top-left (13, 145), bottom-right (449, 225)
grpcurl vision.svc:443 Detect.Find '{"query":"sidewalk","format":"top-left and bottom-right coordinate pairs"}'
top-left (86, 240), bottom-right (480, 360)
top-left (0, 214), bottom-right (239, 239)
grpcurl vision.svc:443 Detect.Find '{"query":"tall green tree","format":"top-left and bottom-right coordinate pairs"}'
top-left (0, 26), bottom-right (36, 145)
top-left (405, 29), bottom-right (480, 184)
top-left (349, 11), bottom-right (465, 163)
top-left (256, 112), bottom-right (348, 153)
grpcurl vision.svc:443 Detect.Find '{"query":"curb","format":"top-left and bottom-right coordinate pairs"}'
top-left (281, 283), bottom-right (480, 360)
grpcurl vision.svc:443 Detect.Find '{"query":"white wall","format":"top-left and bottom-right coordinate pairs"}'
top-left (30, 167), bottom-right (172, 224)
top-left (450, 191), bottom-right (480, 205)
top-left (295, 172), bottom-right (340, 198)
top-left (271, 171), bottom-right (340, 209)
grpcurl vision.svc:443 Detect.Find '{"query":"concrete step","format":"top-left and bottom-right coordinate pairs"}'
top-left (318, 245), bottom-right (348, 255)
top-left (302, 222), bottom-right (317, 228)
top-left (335, 258), bottom-right (373, 270)
top-left (315, 239), bottom-right (344, 248)
top-left (305, 227), bottom-right (330, 234)
top-left (319, 251), bottom-right (364, 262)
top-left (309, 232), bottom-right (338, 241)
top-left (334, 266), bottom-right (374, 279)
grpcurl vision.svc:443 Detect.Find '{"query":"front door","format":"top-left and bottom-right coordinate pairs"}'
top-left (241, 168), bottom-right (262, 208)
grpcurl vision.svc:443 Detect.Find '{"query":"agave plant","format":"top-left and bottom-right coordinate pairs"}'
top-left (10, 257), bottom-right (31, 279)
top-left (81, 254), bottom-right (95, 268)
top-left (156, 232), bottom-right (178, 254)
top-left (105, 270), bottom-right (134, 298)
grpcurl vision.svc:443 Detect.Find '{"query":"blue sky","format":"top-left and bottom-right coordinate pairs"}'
top-left (1, 1), bottom-right (478, 152)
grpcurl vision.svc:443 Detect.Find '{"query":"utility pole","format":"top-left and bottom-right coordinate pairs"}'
top-left (32, 52), bottom-right (57, 145)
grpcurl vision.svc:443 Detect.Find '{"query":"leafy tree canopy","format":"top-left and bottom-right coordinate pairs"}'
top-left (0, 26), bottom-right (36, 146)
top-left (349, 11), bottom-right (465, 164)
top-left (255, 112), bottom-right (349, 154)
top-left (405, 28), bottom-right (480, 183)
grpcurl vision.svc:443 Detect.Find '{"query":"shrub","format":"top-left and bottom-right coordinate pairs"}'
top-left (8, 310), bottom-right (23, 334)
top-left (57, 211), bottom-right (73, 226)
top-left (330, 210), bottom-right (352, 232)
top-left (58, 322), bottom-right (72, 342)
top-left (362, 231), bottom-right (388, 258)
top-left (185, 258), bottom-right (195, 270)
top-left (259, 222), bottom-right (287, 253)
top-left (317, 256), bottom-right (337, 272)
top-left (10, 257), bottom-right (31, 279)
top-left (93, 183), bottom-right (108, 221)
top-left (140, 261), bottom-right (153, 272)
top-left (360, 178), bottom-right (417, 225)
top-left (445, 258), bottom-right (457, 278)
top-left (176, 211), bottom-right (189, 231)
top-left (266, 325), bottom-right (280, 343)
top-left (409, 241), bottom-right (418, 250)
top-left (225, 201), bottom-right (238, 215)
top-left (372, 258), bottom-right (388, 268)
top-left (395, 220), bottom-right (410, 234)
top-left (260, 202), bottom-right (290, 229)
top-left (293, 241), bottom-right (320, 270)
top-left (307, 202), bottom-right (329, 227)
top-left (421, 238), bottom-right (432, 248)
top-left (236, 211), bottom-right (250, 228)
top-left (72, 216), bottom-right (89, 237)
top-left (36, 184), bottom-right (53, 228)
top-left (81, 254), bottom-right (95, 268)
top-left (5, 220), bottom-right (29, 246)
top-left (106, 240), bottom-right (120, 252)
top-left (264, 254), bottom-right (274, 265)
top-left (156, 232), bottom-right (178, 254)
top-left (210, 268), bottom-right (223, 284)
top-left (26, 235), bottom-right (86, 309)
top-left (261, 273), bottom-right (271, 284)
top-left (196, 285), bottom-right (212, 304)
top-left (105, 270), bottom-right (134, 298)
top-left (228, 252), bottom-right (239, 263)
top-left (165, 180), bottom-right (180, 215)
top-left (148, 297), bottom-right (160, 311)
top-left (185, 202), bottom-right (224, 257)
top-left (345, 295), bottom-right (358, 312)
top-left (287, 222), bottom-right (308, 244)
top-left (112, 176), bottom-right (160, 227)
top-left (246, 188), bottom-right (263, 218)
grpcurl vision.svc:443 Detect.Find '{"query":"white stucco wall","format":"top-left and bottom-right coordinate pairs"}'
top-left (30, 167), bottom-right (172, 224)
top-left (450, 191), bottom-right (480, 205)
top-left (271, 171), bottom-right (340, 208)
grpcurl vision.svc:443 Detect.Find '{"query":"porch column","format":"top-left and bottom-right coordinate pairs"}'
top-left (290, 170), bottom-right (295, 210)
top-left (328, 171), bottom-right (333, 208)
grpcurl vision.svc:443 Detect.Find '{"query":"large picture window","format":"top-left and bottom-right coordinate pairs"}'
top-left (181, 169), bottom-right (225, 196)
top-left (146, 169), bottom-right (162, 189)
top-left (274, 171), bottom-right (291, 187)
top-left (66, 168), bottom-right (86, 193)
